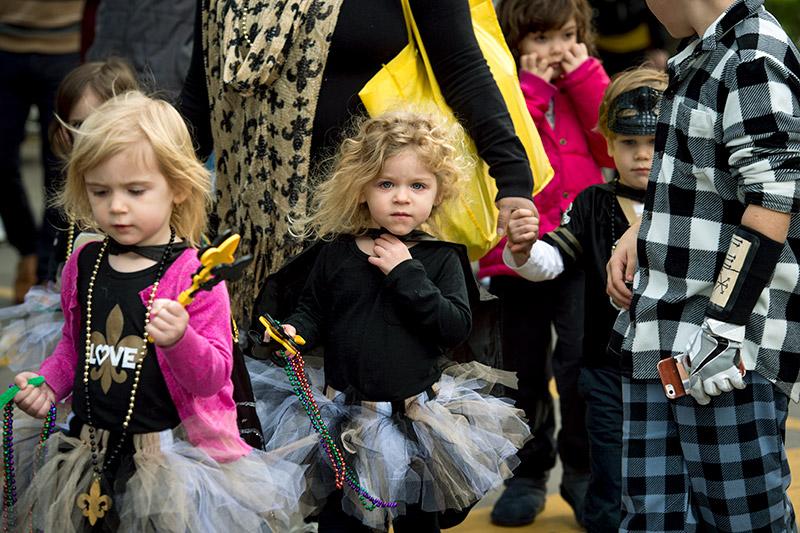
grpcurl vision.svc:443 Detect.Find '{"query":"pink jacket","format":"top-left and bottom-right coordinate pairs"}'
top-left (479, 57), bottom-right (613, 279)
top-left (40, 243), bottom-right (250, 461)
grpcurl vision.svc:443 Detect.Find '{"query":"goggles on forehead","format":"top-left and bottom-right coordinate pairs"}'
top-left (607, 86), bottom-right (663, 136)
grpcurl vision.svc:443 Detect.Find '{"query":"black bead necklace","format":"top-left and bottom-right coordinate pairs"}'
top-left (75, 228), bottom-right (175, 526)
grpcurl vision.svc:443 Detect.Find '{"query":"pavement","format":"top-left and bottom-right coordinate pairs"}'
top-left (3, 131), bottom-right (799, 532)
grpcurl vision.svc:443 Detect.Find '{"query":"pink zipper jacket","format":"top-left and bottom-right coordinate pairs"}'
top-left (479, 57), bottom-right (613, 279)
top-left (39, 243), bottom-right (250, 461)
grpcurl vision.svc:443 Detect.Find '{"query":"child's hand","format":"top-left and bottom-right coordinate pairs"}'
top-left (369, 234), bottom-right (412, 275)
top-left (506, 208), bottom-right (539, 267)
top-left (146, 299), bottom-right (189, 347)
top-left (520, 53), bottom-right (555, 83)
top-left (262, 323), bottom-right (297, 343)
top-left (561, 43), bottom-right (589, 75)
top-left (13, 372), bottom-right (56, 419)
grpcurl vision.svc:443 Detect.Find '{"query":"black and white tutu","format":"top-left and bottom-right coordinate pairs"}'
top-left (0, 286), bottom-right (63, 372)
top-left (249, 359), bottom-right (531, 529)
top-left (6, 410), bottom-right (312, 533)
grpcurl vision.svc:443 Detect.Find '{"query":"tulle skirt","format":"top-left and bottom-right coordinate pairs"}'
top-left (250, 359), bottom-right (531, 529)
top-left (0, 285), bottom-right (63, 372)
top-left (7, 412), bottom-right (311, 533)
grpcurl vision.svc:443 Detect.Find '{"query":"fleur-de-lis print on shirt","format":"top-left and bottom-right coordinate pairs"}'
top-left (89, 305), bottom-right (143, 393)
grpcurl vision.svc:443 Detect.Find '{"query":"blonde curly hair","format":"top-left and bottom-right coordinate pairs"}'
top-left (294, 109), bottom-right (472, 240)
top-left (57, 91), bottom-right (211, 246)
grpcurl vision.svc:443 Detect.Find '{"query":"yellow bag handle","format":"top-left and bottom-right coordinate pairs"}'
top-left (359, 1), bottom-right (553, 259)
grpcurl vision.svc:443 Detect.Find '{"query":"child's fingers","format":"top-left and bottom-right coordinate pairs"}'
top-left (509, 208), bottom-right (534, 220)
top-left (14, 371), bottom-right (38, 389)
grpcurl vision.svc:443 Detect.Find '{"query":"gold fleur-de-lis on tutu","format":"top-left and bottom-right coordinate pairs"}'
top-left (90, 305), bottom-right (142, 393)
top-left (76, 477), bottom-right (113, 525)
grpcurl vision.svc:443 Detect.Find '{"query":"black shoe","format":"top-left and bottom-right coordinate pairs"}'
top-left (560, 467), bottom-right (590, 528)
top-left (490, 476), bottom-right (548, 527)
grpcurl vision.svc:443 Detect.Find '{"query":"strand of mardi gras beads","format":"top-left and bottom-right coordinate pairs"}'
top-left (279, 350), bottom-right (397, 510)
top-left (2, 380), bottom-right (57, 532)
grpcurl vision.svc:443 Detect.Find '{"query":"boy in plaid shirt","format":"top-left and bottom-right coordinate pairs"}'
top-left (606, 0), bottom-right (800, 531)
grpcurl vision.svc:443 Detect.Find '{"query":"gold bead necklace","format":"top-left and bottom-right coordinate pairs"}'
top-left (75, 229), bottom-right (175, 526)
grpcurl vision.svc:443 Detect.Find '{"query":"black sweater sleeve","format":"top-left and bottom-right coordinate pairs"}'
top-left (284, 247), bottom-right (329, 350)
top-left (409, 0), bottom-right (534, 200)
top-left (178, 0), bottom-right (214, 160)
top-left (384, 254), bottom-right (472, 349)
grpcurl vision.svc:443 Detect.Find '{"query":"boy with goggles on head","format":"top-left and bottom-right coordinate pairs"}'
top-left (503, 67), bottom-right (667, 533)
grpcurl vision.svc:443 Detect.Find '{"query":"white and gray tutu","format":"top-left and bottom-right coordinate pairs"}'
top-left (249, 359), bottom-right (531, 529)
top-left (0, 285), bottom-right (64, 372)
top-left (6, 411), bottom-right (311, 533)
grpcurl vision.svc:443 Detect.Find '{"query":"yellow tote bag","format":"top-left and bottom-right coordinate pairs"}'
top-left (359, 0), bottom-right (553, 260)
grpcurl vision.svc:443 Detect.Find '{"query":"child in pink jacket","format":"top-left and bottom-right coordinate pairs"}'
top-left (483, 0), bottom-right (613, 527)
top-left (9, 92), bottom-right (305, 533)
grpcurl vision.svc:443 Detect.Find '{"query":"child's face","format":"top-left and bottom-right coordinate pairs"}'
top-left (360, 148), bottom-right (439, 236)
top-left (69, 88), bottom-right (102, 128)
top-left (518, 18), bottom-right (578, 78)
top-left (84, 142), bottom-right (183, 246)
top-left (608, 134), bottom-right (656, 190)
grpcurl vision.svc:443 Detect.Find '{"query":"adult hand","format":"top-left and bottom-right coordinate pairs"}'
top-left (520, 53), bottom-right (555, 83)
top-left (369, 233), bottom-right (412, 275)
top-left (561, 43), bottom-right (589, 75)
top-left (496, 196), bottom-right (535, 237)
top-left (506, 207), bottom-right (540, 267)
top-left (606, 220), bottom-right (640, 309)
top-left (146, 299), bottom-right (190, 348)
top-left (13, 372), bottom-right (56, 419)
top-left (679, 319), bottom-right (746, 405)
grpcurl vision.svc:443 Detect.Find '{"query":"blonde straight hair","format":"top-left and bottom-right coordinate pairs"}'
top-left (294, 109), bottom-right (471, 240)
top-left (58, 91), bottom-right (211, 246)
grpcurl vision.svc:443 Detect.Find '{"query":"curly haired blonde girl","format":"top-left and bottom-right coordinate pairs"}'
top-left (295, 109), bottom-right (471, 240)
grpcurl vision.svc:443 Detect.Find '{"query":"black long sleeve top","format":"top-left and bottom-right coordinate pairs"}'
top-left (542, 182), bottom-right (644, 369)
top-left (285, 237), bottom-right (471, 402)
top-left (179, 0), bottom-right (533, 200)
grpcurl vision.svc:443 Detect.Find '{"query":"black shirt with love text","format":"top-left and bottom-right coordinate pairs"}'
top-left (72, 241), bottom-right (181, 433)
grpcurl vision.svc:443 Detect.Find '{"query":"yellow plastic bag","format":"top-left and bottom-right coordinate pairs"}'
top-left (359, 0), bottom-right (553, 260)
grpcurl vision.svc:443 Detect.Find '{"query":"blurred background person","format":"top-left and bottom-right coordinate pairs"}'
top-left (0, 0), bottom-right (84, 302)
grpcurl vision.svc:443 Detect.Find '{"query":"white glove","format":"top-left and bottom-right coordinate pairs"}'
top-left (676, 318), bottom-right (746, 405)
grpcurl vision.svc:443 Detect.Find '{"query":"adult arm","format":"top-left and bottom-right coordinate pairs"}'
top-left (178, 0), bottom-right (214, 160)
top-left (409, 0), bottom-right (535, 232)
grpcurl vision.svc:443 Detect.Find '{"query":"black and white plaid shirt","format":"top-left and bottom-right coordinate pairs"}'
top-left (610, 0), bottom-right (800, 400)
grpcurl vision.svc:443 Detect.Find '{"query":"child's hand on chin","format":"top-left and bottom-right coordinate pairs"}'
top-left (13, 372), bottom-right (56, 419)
top-left (146, 299), bottom-right (190, 347)
top-left (369, 233), bottom-right (412, 275)
top-left (520, 52), bottom-right (555, 83)
top-left (561, 43), bottom-right (589, 75)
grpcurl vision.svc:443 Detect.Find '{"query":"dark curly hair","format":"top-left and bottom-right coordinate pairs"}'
top-left (497, 0), bottom-right (597, 66)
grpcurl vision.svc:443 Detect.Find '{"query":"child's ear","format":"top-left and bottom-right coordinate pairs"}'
top-left (607, 139), bottom-right (616, 159)
top-left (172, 188), bottom-right (188, 205)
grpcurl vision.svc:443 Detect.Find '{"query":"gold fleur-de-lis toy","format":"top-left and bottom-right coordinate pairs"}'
top-left (178, 230), bottom-right (253, 306)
